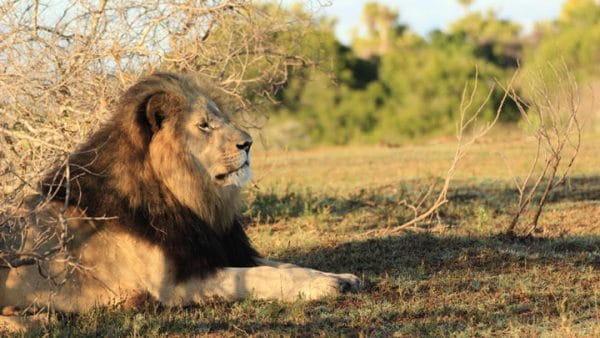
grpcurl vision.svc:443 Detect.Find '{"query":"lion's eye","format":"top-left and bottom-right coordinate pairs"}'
top-left (197, 122), bottom-right (210, 132)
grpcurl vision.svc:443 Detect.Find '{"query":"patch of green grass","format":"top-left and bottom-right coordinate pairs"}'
top-left (11, 137), bottom-right (600, 336)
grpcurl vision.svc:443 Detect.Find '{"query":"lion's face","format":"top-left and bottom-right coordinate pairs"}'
top-left (131, 74), bottom-right (252, 227)
top-left (182, 96), bottom-right (253, 188)
top-left (142, 79), bottom-right (253, 191)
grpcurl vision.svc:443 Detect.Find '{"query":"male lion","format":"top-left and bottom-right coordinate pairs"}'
top-left (0, 73), bottom-right (359, 328)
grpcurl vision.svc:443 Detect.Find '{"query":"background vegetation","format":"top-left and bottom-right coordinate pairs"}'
top-left (265, 0), bottom-right (600, 147)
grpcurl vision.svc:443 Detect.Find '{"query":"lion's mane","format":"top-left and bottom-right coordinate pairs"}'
top-left (40, 73), bottom-right (258, 282)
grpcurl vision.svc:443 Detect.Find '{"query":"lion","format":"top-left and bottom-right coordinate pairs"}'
top-left (0, 73), bottom-right (359, 330)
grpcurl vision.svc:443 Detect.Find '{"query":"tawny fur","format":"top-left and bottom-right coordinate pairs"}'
top-left (0, 73), bottom-right (360, 333)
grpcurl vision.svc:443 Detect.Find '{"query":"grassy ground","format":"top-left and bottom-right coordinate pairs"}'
top-left (20, 132), bottom-right (600, 336)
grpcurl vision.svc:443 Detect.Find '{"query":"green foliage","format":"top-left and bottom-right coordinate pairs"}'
top-left (352, 1), bottom-right (404, 58)
top-left (448, 10), bottom-right (522, 68)
top-left (376, 38), bottom-right (514, 142)
top-left (515, 0), bottom-right (600, 110)
top-left (264, 0), bottom-right (598, 147)
top-left (268, 3), bottom-right (520, 146)
top-left (559, 0), bottom-right (600, 27)
top-left (524, 20), bottom-right (600, 82)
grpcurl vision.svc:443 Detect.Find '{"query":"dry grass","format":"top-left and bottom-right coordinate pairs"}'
top-left (251, 128), bottom-right (600, 195)
top-left (16, 129), bottom-right (600, 336)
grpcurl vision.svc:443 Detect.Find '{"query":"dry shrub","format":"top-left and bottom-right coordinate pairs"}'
top-left (502, 63), bottom-right (582, 236)
top-left (0, 0), bottom-right (321, 268)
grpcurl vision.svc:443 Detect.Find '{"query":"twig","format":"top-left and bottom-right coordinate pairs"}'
top-left (500, 61), bottom-right (582, 236)
top-left (378, 70), bottom-right (517, 235)
top-left (0, 127), bottom-right (67, 151)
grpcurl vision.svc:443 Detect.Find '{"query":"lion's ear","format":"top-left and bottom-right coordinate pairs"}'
top-left (145, 92), bottom-right (185, 133)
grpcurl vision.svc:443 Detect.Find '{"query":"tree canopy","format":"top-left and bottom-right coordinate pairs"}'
top-left (262, 1), bottom-right (599, 148)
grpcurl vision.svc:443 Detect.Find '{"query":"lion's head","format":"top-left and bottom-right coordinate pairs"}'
top-left (139, 73), bottom-right (253, 187)
top-left (43, 73), bottom-right (254, 232)
top-left (129, 73), bottom-right (253, 229)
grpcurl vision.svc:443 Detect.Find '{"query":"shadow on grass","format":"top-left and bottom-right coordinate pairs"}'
top-left (276, 232), bottom-right (600, 277)
top-left (39, 232), bottom-right (600, 337)
top-left (53, 232), bottom-right (599, 336)
top-left (449, 175), bottom-right (600, 207)
top-left (245, 175), bottom-right (600, 224)
top-left (60, 315), bottom-right (371, 336)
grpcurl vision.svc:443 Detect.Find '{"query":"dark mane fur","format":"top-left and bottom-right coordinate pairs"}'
top-left (40, 73), bottom-right (258, 282)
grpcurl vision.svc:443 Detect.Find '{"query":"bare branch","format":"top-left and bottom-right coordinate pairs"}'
top-left (501, 62), bottom-right (582, 237)
top-left (375, 70), bottom-right (518, 235)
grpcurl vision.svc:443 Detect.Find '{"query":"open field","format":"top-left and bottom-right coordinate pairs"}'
top-left (17, 132), bottom-right (600, 336)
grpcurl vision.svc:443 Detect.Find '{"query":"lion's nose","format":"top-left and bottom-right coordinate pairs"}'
top-left (236, 139), bottom-right (253, 154)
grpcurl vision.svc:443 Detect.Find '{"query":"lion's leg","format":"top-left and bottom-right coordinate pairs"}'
top-left (165, 266), bottom-right (360, 303)
top-left (254, 258), bottom-right (360, 286)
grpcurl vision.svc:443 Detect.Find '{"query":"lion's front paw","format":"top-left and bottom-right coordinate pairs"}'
top-left (294, 271), bottom-right (361, 300)
top-left (241, 266), bottom-right (361, 301)
top-left (326, 272), bottom-right (361, 293)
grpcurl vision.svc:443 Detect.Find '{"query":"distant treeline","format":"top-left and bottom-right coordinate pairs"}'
top-left (265, 0), bottom-right (600, 147)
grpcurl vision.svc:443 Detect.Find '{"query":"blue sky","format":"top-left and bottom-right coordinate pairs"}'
top-left (302, 0), bottom-right (565, 45)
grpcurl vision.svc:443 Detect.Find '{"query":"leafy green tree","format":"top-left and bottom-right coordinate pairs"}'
top-left (376, 39), bottom-right (510, 142)
top-left (269, 1), bottom-right (522, 147)
top-left (523, 0), bottom-right (600, 82)
top-left (559, 0), bottom-right (600, 27)
top-left (449, 10), bottom-right (522, 68)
